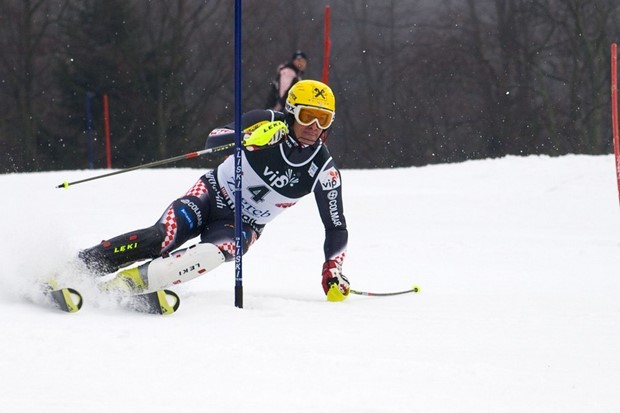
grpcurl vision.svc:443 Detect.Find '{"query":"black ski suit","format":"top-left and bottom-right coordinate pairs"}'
top-left (79, 109), bottom-right (348, 276)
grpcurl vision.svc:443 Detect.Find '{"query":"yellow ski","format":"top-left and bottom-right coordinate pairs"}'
top-left (124, 289), bottom-right (180, 315)
top-left (45, 286), bottom-right (83, 313)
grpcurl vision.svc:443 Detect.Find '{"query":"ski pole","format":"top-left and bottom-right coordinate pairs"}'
top-left (350, 285), bottom-right (420, 297)
top-left (55, 142), bottom-right (235, 189)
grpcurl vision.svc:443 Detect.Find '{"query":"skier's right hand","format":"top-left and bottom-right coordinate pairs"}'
top-left (243, 120), bottom-right (288, 151)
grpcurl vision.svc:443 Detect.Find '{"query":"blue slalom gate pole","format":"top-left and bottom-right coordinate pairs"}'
top-left (233, 0), bottom-right (243, 308)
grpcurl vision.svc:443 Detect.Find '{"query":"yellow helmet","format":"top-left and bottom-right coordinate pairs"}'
top-left (285, 79), bottom-right (335, 113)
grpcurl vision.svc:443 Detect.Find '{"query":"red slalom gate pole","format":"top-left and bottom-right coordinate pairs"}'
top-left (322, 5), bottom-right (331, 84)
top-left (611, 43), bottom-right (620, 206)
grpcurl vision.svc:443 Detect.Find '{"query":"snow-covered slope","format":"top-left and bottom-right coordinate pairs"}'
top-left (1, 155), bottom-right (618, 412)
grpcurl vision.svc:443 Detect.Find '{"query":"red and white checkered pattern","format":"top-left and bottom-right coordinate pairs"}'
top-left (161, 206), bottom-right (178, 252)
top-left (216, 231), bottom-right (258, 257)
top-left (184, 179), bottom-right (208, 198)
top-left (332, 251), bottom-right (346, 265)
top-left (217, 242), bottom-right (236, 257)
top-left (209, 128), bottom-right (233, 136)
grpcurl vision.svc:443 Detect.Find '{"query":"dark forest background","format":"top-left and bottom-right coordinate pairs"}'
top-left (1, 0), bottom-right (619, 172)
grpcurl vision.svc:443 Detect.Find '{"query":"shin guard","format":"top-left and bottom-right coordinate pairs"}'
top-left (79, 226), bottom-right (165, 275)
top-left (132, 243), bottom-right (225, 293)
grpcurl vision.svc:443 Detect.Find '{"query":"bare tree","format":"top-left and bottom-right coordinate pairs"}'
top-left (540, 0), bottom-right (620, 153)
top-left (133, 0), bottom-right (231, 159)
top-left (1, 0), bottom-right (619, 171)
top-left (0, 0), bottom-right (68, 171)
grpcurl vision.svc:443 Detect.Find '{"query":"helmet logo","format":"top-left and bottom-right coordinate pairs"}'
top-left (286, 80), bottom-right (334, 114)
top-left (314, 87), bottom-right (327, 99)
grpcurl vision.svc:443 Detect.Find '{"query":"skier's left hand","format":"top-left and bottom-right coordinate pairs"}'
top-left (243, 120), bottom-right (288, 151)
top-left (322, 260), bottom-right (350, 302)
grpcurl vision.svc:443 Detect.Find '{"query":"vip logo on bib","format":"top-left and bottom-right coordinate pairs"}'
top-left (263, 166), bottom-right (299, 188)
top-left (318, 167), bottom-right (341, 190)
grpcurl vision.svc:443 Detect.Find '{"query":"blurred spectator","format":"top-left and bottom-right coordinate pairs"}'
top-left (265, 50), bottom-right (308, 111)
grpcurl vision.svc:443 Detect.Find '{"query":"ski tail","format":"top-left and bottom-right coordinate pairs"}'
top-left (126, 289), bottom-right (180, 315)
top-left (45, 286), bottom-right (83, 313)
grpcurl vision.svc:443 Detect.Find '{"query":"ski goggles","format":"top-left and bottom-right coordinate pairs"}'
top-left (292, 105), bottom-right (335, 130)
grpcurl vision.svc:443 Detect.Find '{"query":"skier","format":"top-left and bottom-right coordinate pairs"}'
top-left (78, 79), bottom-right (350, 302)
